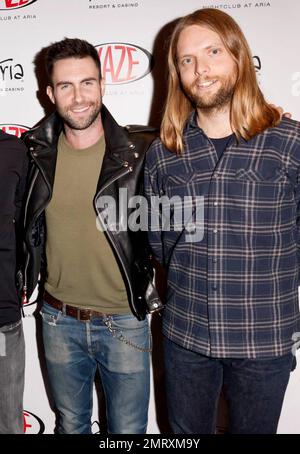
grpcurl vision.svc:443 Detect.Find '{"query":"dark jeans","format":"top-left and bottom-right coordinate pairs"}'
top-left (164, 336), bottom-right (295, 434)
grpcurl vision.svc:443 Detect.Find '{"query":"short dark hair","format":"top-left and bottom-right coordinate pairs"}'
top-left (45, 37), bottom-right (101, 84)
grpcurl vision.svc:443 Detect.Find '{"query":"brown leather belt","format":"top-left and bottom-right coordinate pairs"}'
top-left (44, 291), bottom-right (110, 321)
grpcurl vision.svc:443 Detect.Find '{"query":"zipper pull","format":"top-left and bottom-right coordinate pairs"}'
top-left (21, 286), bottom-right (28, 305)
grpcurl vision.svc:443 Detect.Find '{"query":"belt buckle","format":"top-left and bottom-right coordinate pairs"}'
top-left (79, 308), bottom-right (93, 321)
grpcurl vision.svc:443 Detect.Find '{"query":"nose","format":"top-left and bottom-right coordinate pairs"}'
top-left (195, 57), bottom-right (210, 77)
top-left (73, 85), bottom-right (83, 103)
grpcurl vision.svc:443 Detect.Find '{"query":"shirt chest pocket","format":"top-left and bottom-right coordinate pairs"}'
top-left (231, 166), bottom-right (294, 224)
top-left (235, 166), bottom-right (289, 185)
top-left (234, 165), bottom-right (295, 202)
top-left (162, 173), bottom-right (201, 199)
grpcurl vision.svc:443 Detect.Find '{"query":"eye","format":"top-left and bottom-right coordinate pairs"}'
top-left (60, 83), bottom-right (69, 90)
top-left (180, 57), bottom-right (193, 66)
top-left (210, 48), bottom-right (221, 56)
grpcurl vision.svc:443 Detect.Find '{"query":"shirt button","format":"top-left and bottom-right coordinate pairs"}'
top-left (213, 201), bottom-right (218, 206)
top-left (212, 258), bottom-right (217, 263)
top-left (213, 229), bottom-right (218, 234)
top-left (212, 285), bottom-right (218, 291)
top-left (213, 172), bottom-right (219, 179)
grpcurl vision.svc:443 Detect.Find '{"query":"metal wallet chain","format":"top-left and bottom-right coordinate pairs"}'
top-left (103, 315), bottom-right (152, 353)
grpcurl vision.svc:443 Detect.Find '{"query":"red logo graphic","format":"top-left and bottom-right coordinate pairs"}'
top-left (0, 0), bottom-right (37, 10)
top-left (96, 42), bottom-right (152, 85)
top-left (23, 410), bottom-right (45, 434)
top-left (0, 123), bottom-right (29, 137)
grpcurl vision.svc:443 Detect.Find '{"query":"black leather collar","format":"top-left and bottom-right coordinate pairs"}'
top-left (25, 104), bottom-right (131, 156)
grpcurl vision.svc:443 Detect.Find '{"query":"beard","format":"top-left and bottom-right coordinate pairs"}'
top-left (58, 99), bottom-right (102, 131)
top-left (183, 74), bottom-right (236, 112)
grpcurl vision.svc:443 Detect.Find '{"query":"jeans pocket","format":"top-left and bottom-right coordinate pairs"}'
top-left (40, 302), bottom-right (62, 326)
top-left (0, 319), bottom-right (22, 333)
top-left (110, 314), bottom-right (147, 329)
top-left (104, 315), bottom-right (151, 352)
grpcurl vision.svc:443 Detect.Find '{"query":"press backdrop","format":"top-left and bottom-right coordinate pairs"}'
top-left (1, 0), bottom-right (300, 434)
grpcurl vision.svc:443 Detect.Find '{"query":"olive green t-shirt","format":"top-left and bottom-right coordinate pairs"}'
top-left (44, 133), bottom-right (129, 313)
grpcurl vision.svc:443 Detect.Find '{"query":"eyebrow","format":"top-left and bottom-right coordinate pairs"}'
top-left (55, 77), bottom-right (98, 87)
top-left (178, 43), bottom-right (224, 58)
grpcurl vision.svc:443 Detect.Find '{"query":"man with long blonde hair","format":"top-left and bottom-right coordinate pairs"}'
top-left (145, 8), bottom-right (300, 434)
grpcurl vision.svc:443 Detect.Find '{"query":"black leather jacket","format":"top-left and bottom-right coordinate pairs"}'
top-left (22, 105), bottom-right (162, 320)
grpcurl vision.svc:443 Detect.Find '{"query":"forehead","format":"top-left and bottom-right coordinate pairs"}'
top-left (51, 56), bottom-right (99, 82)
top-left (177, 24), bottom-right (223, 56)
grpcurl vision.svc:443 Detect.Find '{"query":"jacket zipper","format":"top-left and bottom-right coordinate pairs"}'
top-left (94, 164), bottom-right (135, 309)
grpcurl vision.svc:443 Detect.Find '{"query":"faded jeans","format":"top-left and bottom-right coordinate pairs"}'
top-left (0, 318), bottom-right (25, 434)
top-left (40, 302), bottom-right (150, 434)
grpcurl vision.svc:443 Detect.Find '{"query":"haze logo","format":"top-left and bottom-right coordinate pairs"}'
top-left (0, 0), bottom-right (37, 10)
top-left (96, 43), bottom-right (152, 85)
top-left (0, 123), bottom-right (29, 137)
top-left (23, 410), bottom-right (45, 434)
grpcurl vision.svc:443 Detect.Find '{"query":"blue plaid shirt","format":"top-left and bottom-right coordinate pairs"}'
top-left (144, 113), bottom-right (300, 358)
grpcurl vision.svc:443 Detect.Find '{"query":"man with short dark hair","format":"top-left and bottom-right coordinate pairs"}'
top-left (23, 38), bottom-right (161, 434)
top-left (0, 130), bottom-right (27, 433)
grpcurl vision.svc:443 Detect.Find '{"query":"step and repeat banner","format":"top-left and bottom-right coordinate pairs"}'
top-left (1, 0), bottom-right (300, 434)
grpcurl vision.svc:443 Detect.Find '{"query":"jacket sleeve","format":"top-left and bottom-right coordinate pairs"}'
top-left (15, 141), bottom-right (29, 294)
top-left (15, 144), bottom-right (29, 228)
top-left (144, 144), bottom-right (164, 265)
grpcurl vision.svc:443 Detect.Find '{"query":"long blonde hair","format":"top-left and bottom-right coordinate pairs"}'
top-left (161, 8), bottom-right (280, 153)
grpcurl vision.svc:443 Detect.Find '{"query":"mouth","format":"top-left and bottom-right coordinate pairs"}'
top-left (196, 79), bottom-right (218, 89)
top-left (70, 105), bottom-right (90, 114)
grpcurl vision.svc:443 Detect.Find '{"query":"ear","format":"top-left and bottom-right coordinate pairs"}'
top-left (46, 85), bottom-right (55, 105)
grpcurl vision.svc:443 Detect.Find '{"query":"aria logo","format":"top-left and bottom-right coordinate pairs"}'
top-left (23, 410), bottom-right (45, 434)
top-left (0, 0), bottom-right (37, 10)
top-left (95, 42), bottom-right (153, 85)
top-left (0, 123), bottom-right (29, 137)
top-left (0, 58), bottom-right (24, 81)
top-left (0, 58), bottom-right (24, 94)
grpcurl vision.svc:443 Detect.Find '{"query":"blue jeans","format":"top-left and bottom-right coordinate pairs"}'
top-left (164, 336), bottom-right (295, 434)
top-left (40, 303), bottom-right (150, 434)
top-left (0, 319), bottom-right (25, 434)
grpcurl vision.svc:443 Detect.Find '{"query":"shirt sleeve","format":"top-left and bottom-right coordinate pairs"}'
top-left (144, 145), bottom-right (164, 265)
